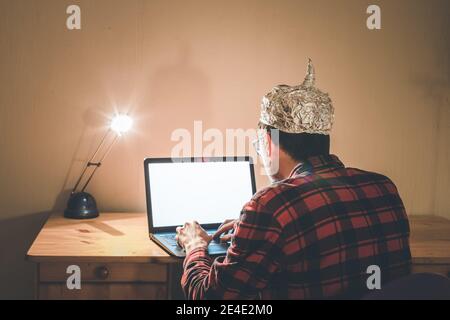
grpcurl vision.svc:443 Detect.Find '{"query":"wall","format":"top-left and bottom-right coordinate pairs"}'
top-left (0, 0), bottom-right (448, 299)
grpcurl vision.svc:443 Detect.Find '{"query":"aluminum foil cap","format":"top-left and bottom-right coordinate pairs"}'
top-left (260, 59), bottom-right (334, 134)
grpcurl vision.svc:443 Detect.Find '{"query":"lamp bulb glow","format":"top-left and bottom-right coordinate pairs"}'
top-left (111, 114), bottom-right (133, 135)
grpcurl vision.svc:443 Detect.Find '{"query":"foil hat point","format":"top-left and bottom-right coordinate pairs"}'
top-left (302, 58), bottom-right (315, 88)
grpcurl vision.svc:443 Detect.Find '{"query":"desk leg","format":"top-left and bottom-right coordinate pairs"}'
top-left (168, 262), bottom-right (185, 300)
top-left (35, 263), bottom-right (40, 300)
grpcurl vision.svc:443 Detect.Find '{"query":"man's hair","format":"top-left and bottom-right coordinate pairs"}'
top-left (259, 123), bottom-right (330, 162)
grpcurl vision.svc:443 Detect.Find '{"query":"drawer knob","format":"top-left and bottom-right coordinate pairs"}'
top-left (95, 266), bottom-right (109, 280)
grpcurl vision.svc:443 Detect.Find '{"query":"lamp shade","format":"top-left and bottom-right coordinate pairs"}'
top-left (111, 114), bottom-right (133, 135)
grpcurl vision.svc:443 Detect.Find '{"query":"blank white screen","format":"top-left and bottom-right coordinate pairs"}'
top-left (148, 161), bottom-right (254, 228)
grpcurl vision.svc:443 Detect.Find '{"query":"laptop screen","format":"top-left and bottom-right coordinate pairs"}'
top-left (145, 158), bottom-right (256, 231)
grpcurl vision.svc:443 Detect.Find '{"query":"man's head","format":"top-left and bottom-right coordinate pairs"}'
top-left (257, 59), bottom-right (334, 182)
top-left (256, 123), bottom-right (330, 181)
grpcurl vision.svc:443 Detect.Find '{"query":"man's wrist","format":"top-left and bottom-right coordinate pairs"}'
top-left (184, 239), bottom-right (209, 255)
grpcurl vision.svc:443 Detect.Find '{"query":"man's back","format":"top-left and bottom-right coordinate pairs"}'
top-left (181, 154), bottom-right (411, 299)
top-left (259, 154), bottom-right (411, 299)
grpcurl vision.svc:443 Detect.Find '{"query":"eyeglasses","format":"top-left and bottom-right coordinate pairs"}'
top-left (252, 137), bottom-right (263, 156)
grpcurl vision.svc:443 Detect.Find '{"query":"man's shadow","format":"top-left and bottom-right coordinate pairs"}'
top-left (137, 42), bottom-right (213, 156)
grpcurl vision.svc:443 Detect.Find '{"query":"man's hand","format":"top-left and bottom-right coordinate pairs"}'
top-left (213, 219), bottom-right (238, 243)
top-left (176, 221), bottom-right (212, 255)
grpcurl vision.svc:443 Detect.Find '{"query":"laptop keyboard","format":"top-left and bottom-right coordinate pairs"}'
top-left (159, 234), bottom-right (178, 245)
top-left (159, 231), bottom-right (227, 247)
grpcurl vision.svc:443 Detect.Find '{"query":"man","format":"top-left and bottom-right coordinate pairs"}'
top-left (176, 60), bottom-right (411, 299)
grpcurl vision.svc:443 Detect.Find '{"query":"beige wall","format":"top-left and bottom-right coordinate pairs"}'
top-left (0, 0), bottom-right (448, 298)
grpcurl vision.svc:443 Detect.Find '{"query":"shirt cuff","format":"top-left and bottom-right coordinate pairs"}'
top-left (183, 247), bottom-right (210, 268)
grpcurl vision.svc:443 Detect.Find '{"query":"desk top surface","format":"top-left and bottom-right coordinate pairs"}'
top-left (27, 213), bottom-right (450, 264)
top-left (27, 213), bottom-right (174, 263)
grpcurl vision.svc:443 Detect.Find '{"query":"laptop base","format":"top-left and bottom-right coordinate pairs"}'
top-left (151, 231), bottom-right (230, 258)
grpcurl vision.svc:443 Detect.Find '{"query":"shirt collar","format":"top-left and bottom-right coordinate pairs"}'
top-left (288, 154), bottom-right (344, 178)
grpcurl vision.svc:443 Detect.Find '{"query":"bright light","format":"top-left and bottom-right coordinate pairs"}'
top-left (110, 114), bottom-right (133, 135)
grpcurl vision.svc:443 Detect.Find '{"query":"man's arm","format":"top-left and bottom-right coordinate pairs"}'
top-left (181, 198), bottom-right (283, 300)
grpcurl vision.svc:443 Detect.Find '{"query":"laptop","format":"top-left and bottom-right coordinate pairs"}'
top-left (144, 156), bottom-right (256, 257)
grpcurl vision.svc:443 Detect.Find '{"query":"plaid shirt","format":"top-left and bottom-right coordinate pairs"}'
top-left (181, 154), bottom-right (411, 300)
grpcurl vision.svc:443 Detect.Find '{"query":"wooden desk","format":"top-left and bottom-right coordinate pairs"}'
top-left (27, 213), bottom-right (179, 300)
top-left (409, 215), bottom-right (450, 276)
top-left (27, 213), bottom-right (450, 300)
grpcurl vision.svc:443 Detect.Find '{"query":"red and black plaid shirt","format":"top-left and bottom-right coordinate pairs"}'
top-left (181, 154), bottom-right (411, 299)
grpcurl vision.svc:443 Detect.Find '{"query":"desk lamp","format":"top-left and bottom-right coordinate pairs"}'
top-left (64, 114), bottom-right (133, 219)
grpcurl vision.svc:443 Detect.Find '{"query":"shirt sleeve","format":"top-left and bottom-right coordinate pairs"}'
top-left (181, 198), bottom-right (283, 300)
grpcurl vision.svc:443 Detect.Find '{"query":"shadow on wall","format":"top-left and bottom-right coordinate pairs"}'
top-left (50, 105), bottom-right (115, 213)
top-left (0, 211), bottom-right (49, 299)
top-left (410, 10), bottom-right (450, 124)
top-left (56, 106), bottom-right (111, 203)
top-left (410, 13), bottom-right (450, 217)
top-left (140, 42), bottom-right (213, 156)
top-left (0, 107), bottom-right (108, 299)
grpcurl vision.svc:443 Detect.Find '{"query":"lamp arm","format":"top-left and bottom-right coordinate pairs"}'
top-left (71, 129), bottom-right (111, 193)
top-left (71, 129), bottom-right (120, 193)
top-left (80, 133), bottom-right (119, 192)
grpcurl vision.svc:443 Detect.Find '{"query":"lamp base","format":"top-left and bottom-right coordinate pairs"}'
top-left (64, 192), bottom-right (99, 219)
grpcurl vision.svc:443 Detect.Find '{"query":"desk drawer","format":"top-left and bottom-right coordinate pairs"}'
top-left (39, 262), bottom-right (168, 283)
top-left (39, 283), bottom-right (167, 300)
